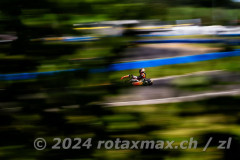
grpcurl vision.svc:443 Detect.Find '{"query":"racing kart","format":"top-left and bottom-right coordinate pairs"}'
top-left (121, 75), bottom-right (153, 86)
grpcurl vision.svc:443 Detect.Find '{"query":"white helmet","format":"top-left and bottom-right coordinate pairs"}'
top-left (139, 68), bottom-right (145, 73)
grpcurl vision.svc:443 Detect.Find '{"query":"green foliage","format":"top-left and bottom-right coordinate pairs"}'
top-left (1, 0), bottom-right (240, 159)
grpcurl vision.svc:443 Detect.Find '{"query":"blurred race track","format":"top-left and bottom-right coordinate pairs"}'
top-left (106, 70), bottom-right (240, 106)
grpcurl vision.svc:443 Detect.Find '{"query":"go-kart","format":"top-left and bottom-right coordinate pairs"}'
top-left (121, 75), bottom-right (153, 86)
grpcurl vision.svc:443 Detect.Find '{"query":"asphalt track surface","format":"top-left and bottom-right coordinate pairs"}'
top-left (106, 70), bottom-right (240, 106)
top-left (106, 90), bottom-right (240, 107)
top-left (2, 70), bottom-right (240, 111)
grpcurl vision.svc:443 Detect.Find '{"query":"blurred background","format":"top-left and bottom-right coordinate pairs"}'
top-left (1, 0), bottom-right (240, 159)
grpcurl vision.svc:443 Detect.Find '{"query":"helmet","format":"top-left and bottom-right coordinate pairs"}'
top-left (139, 68), bottom-right (145, 73)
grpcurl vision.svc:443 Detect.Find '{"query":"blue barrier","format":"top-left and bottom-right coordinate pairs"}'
top-left (108, 49), bottom-right (240, 71)
top-left (63, 37), bottom-right (98, 42)
top-left (134, 39), bottom-right (240, 44)
top-left (0, 69), bottom-right (79, 81)
top-left (1, 50), bottom-right (240, 81)
top-left (139, 34), bottom-right (240, 37)
top-left (40, 35), bottom-right (240, 45)
top-left (218, 34), bottom-right (240, 37)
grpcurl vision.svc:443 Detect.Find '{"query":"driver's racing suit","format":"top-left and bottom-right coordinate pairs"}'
top-left (121, 72), bottom-right (146, 86)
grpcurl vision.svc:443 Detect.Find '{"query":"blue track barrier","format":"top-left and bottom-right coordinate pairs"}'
top-left (1, 50), bottom-right (240, 81)
top-left (40, 36), bottom-right (240, 45)
top-left (0, 69), bottom-right (79, 81)
top-left (63, 37), bottom-right (98, 42)
top-left (42, 36), bottom-right (240, 44)
top-left (218, 34), bottom-right (240, 37)
top-left (134, 39), bottom-right (240, 44)
top-left (139, 34), bottom-right (240, 37)
top-left (108, 49), bottom-right (240, 71)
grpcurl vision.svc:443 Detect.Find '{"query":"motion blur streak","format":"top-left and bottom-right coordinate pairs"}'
top-left (1, 0), bottom-right (240, 160)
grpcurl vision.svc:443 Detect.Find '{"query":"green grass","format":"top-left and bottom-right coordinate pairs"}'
top-left (234, 45), bottom-right (240, 49)
top-left (102, 96), bottom-right (240, 160)
top-left (167, 7), bottom-right (240, 25)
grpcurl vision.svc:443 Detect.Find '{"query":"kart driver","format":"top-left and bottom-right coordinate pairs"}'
top-left (120, 68), bottom-right (146, 86)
